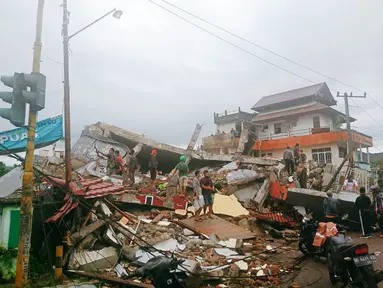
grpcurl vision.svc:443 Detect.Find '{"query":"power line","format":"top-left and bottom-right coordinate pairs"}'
top-left (149, 0), bottom-right (383, 146)
top-left (159, 0), bottom-right (383, 111)
top-left (149, 0), bottom-right (383, 128)
top-left (148, 0), bottom-right (315, 84)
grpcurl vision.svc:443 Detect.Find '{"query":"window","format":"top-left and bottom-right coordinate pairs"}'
top-left (262, 124), bottom-right (268, 131)
top-left (313, 116), bottom-right (321, 129)
top-left (312, 147), bottom-right (332, 164)
top-left (274, 123), bottom-right (282, 134)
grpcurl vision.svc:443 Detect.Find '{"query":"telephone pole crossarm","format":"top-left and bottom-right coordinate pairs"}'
top-left (336, 91), bottom-right (367, 166)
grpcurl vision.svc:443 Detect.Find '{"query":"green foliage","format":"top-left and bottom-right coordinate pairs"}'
top-left (0, 162), bottom-right (9, 177)
top-left (0, 247), bottom-right (17, 282)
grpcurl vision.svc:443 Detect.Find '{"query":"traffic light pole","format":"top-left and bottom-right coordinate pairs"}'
top-left (15, 0), bottom-right (45, 286)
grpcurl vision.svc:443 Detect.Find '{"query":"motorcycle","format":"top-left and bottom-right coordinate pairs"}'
top-left (123, 256), bottom-right (188, 288)
top-left (299, 214), bottom-right (382, 287)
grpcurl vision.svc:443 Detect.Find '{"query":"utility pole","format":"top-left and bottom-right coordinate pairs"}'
top-left (62, 1), bottom-right (122, 188)
top-left (15, 0), bottom-right (45, 286)
top-left (337, 91), bottom-right (366, 165)
top-left (62, 0), bottom-right (72, 188)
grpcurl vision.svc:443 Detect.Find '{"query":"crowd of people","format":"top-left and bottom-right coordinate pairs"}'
top-left (283, 143), bottom-right (308, 188)
top-left (323, 185), bottom-right (383, 239)
top-left (96, 147), bottom-right (139, 184)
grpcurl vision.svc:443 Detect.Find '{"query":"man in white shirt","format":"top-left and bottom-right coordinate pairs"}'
top-left (343, 175), bottom-right (358, 192)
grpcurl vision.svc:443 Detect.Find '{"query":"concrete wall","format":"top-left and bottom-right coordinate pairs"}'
top-left (0, 206), bottom-right (20, 249)
top-left (216, 122), bottom-right (239, 134)
top-left (203, 133), bottom-right (236, 152)
top-left (260, 142), bottom-right (344, 166)
top-left (258, 112), bottom-right (334, 139)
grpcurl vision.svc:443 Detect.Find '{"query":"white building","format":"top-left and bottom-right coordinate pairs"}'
top-left (203, 83), bottom-right (373, 166)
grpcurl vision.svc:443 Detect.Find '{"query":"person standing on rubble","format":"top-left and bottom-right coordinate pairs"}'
top-left (355, 187), bottom-right (372, 238)
top-left (293, 143), bottom-right (300, 166)
top-left (323, 192), bottom-right (340, 223)
top-left (300, 150), bottom-right (307, 164)
top-left (283, 146), bottom-right (294, 176)
top-left (200, 170), bottom-right (214, 219)
top-left (97, 147), bottom-right (116, 176)
top-left (371, 185), bottom-right (383, 238)
top-left (175, 155), bottom-right (189, 196)
top-left (127, 150), bottom-right (138, 184)
top-left (343, 175), bottom-right (359, 192)
top-left (115, 150), bottom-right (124, 175)
top-left (193, 170), bottom-right (204, 221)
top-left (149, 150), bottom-right (158, 189)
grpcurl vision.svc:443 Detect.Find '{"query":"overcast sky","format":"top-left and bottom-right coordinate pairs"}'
top-left (1, 0), bottom-right (383, 165)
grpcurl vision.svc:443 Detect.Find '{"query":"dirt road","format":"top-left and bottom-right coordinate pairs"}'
top-left (293, 232), bottom-right (383, 287)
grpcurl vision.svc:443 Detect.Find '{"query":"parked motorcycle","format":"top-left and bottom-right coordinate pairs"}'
top-left (299, 214), bottom-right (381, 287)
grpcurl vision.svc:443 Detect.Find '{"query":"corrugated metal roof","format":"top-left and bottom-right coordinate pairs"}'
top-left (0, 167), bottom-right (23, 198)
top-left (251, 83), bottom-right (333, 111)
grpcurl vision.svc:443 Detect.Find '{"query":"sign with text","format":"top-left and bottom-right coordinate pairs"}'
top-left (0, 115), bottom-right (63, 155)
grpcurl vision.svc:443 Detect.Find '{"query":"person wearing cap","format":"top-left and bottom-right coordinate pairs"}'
top-left (371, 185), bottom-right (383, 237)
top-left (323, 192), bottom-right (339, 223)
top-left (149, 150), bottom-right (158, 189)
top-left (175, 155), bottom-right (189, 196)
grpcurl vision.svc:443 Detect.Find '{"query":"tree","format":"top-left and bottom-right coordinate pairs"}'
top-left (0, 162), bottom-right (9, 177)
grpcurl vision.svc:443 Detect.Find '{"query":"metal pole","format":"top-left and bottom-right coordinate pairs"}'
top-left (343, 93), bottom-right (353, 157)
top-left (15, 0), bottom-right (45, 286)
top-left (68, 8), bottom-right (116, 40)
top-left (63, 0), bottom-right (72, 188)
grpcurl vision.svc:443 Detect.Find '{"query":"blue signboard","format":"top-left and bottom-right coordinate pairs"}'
top-left (0, 115), bottom-right (63, 155)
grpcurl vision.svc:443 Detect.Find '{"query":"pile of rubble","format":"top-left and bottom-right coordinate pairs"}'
top-left (59, 197), bottom-right (303, 288)
top-left (35, 154), bottom-right (311, 288)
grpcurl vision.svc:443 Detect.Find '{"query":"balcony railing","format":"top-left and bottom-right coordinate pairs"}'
top-left (258, 126), bottom-right (333, 141)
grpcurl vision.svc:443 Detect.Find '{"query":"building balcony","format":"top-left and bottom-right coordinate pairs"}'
top-left (202, 132), bottom-right (238, 154)
top-left (253, 128), bottom-right (373, 151)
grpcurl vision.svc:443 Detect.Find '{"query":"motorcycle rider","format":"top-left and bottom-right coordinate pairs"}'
top-left (371, 185), bottom-right (383, 238)
top-left (323, 192), bottom-right (339, 223)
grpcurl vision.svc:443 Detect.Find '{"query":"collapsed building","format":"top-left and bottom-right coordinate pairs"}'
top-left (0, 83), bottom-right (379, 287)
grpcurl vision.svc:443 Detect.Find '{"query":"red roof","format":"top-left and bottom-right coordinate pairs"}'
top-left (43, 177), bottom-right (126, 198)
top-left (43, 178), bottom-right (126, 222)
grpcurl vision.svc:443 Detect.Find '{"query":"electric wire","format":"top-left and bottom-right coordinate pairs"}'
top-left (150, 0), bottom-right (383, 142)
top-left (159, 0), bottom-right (383, 112)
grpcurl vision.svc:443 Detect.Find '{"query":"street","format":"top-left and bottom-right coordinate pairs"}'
top-left (295, 232), bottom-right (383, 287)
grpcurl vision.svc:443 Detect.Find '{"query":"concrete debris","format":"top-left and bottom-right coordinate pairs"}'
top-left (68, 246), bottom-right (118, 271)
top-left (35, 124), bottom-right (343, 288)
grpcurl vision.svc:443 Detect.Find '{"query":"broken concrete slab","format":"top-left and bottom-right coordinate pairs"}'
top-left (234, 184), bottom-right (259, 202)
top-left (254, 179), bottom-right (270, 207)
top-left (213, 194), bottom-right (249, 217)
top-left (68, 246), bottom-right (118, 271)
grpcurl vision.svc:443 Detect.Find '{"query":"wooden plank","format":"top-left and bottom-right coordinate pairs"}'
top-left (178, 216), bottom-right (256, 240)
top-left (67, 270), bottom-right (154, 287)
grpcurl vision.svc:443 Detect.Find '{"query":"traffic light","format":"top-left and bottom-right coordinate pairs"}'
top-left (22, 72), bottom-right (46, 112)
top-left (0, 72), bottom-right (46, 127)
top-left (0, 73), bottom-right (26, 127)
